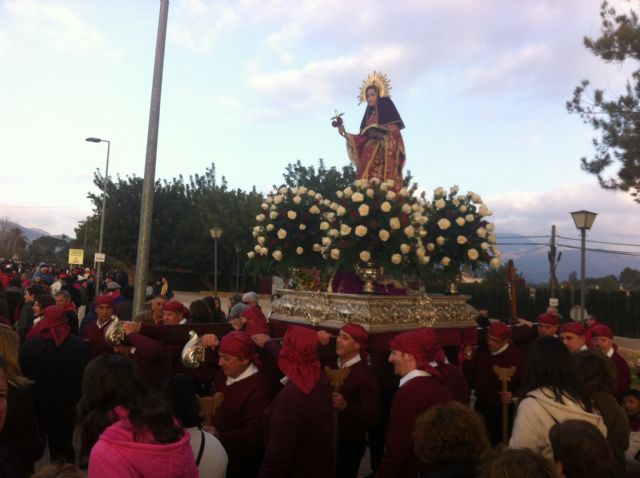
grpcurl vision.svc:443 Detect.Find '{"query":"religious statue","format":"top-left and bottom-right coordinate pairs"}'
top-left (334, 71), bottom-right (406, 190)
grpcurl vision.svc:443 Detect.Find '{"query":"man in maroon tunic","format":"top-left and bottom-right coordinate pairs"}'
top-left (83, 295), bottom-right (116, 358)
top-left (591, 324), bottom-right (631, 399)
top-left (239, 292), bottom-right (269, 336)
top-left (258, 326), bottom-right (333, 478)
top-left (559, 322), bottom-right (588, 353)
top-left (207, 331), bottom-right (271, 478)
top-left (162, 300), bottom-right (190, 325)
top-left (327, 323), bottom-right (380, 478)
top-left (462, 322), bottom-right (524, 446)
top-left (377, 328), bottom-right (453, 478)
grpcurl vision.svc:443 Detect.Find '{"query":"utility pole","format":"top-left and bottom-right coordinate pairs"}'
top-left (548, 224), bottom-right (561, 299)
top-left (132, 0), bottom-right (170, 315)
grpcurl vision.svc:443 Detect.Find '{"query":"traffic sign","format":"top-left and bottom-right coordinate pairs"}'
top-left (68, 249), bottom-right (84, 265)
top-left (94, 252), bottom-right (106, 263)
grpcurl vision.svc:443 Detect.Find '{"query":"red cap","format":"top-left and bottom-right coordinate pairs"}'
top-left (590, 324), bottom-right (613, 339)
top-left (390, 328), bottom-right (446, 377)
top-left (27, 305), bottom-right (70, 347)
top-left (163, 300), bottom-right (188, 316)
top-left (219, 331), bottom-right (257, 361)
top-left (559, 322), bottom-right (585, 336)
top-left (538, 313), bottom-right (560, 326)
top-left (488, 322), bottom-right (511, 342)
top-left (95, 295), bottom-right (115, 307)
top-left (242, 307), bottom-right (269, 336)
top-left (277, 326), bottom-right (320, 395)
top-left (341, 323), bottom-right (368, 359)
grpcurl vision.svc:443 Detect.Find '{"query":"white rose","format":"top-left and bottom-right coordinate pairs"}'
top-left (450, 185), bottom-right (459, 194)
top-left (322, 237), bottom-right (331, 246)
top-left (320, 221), bottom-right (330, 231)
top-left (261, 203), bottom-right (269, 210)
top-left (465, 214), bottom-right (475, 222)
top-left (436, 236), bottom-right (445, 246)
top-left (337, 206), bottom-right (346, 216)
top-left (266, 224), bottom-right (274, 231)
top-left (379, 229), bottom-right (390, 241)
top-left (381, 201), bottom-right (392, 212)
top-left (330, 248), bottom-right (340, 260)
top-left (386, 191), bottom-right (397, 200)
top-left (258, 236), bottom-right (265, 245)
top-left (326, 212), bottom-right (336, 221)
top-left (336, 190), bottom-right (344, 198)
top-left (490, 257), bottom-right (501, 268)
top-left (391, 254), bottom-right (402, 265)
top-left (400, 244), bottom-right (411, 254)
top-left (459, 205), bottom-right (467, 213)
top-left (437, 218), bottom-right (451, 230)
top-left (274, 195), bottom-right (283, 205)
top-left (270, 211), bottom-right (278, 220)
top-left (265, 197), bottom-right (273, 204)
top-left (380, 183), bottom-right (389, 192)
top-left (298, 186), bottom-right (308, 194)
top-left (358, 204), bottom-right (370, 216)
top-left (272, 250), bottom-right (283, 261)
top-left (441, 256), bottom-right (451, 266)
top-left (386, 179), bottom-right (395, 188)
top-left (256, 214), bottom-right (265, 222)
top-left (452, 198), bottom-right (460, 207)
top-left (343, 187), bottom-right (353, 198)
top-left (247, 251), bottom-right (255, 259)
top-left (488, 233), bottom-right (497, 243)
top-left (254, 245), bottom-right (261, 252)
top-left (253, 226), bottom-right (261, 233)
top-left (417, 216), bottom-right (428, 225)
top-left (291, 187), bottom-right (299, 194)
top-left (389, 218), bottom-right (401, 230)
top-left (340, 224), bottom-right (352, 236)
top-left (309, 205), bottom-right (320, 214)
top-left (296, 247), bottom-right (304, 255)
top-left (370, 178), bottom-right (381, 185)
top-left (366, 188), bottom-right (375, 198)
top-left (455, 217), bottom-right (465, 226)
top-left (420, 256), bottom-right (430, 264)
top-left (260, 247), bottom-right (268, 256)
top-left (472, 194), bottom-right (482, 203)
top-left (401, 204), bottom-right (412, 214)
top-left (434, 187), bottom-right (445, 197)
top-left (330, 202), bottom-right (338, 210)
top-left (313, 243), bottom-right (322, 252)
top-left (404, 225), bottom-right (415, 238)
top-left (427, 242), bottom-right (435, 251)
top-left (416, 248), bottom-right (426, 258)
top-left (355, 225), bottom-right (368, 237)
top-left (359, 251), bottom-right (371, 262)
top-left (278, 187), bottom-right (288, 194)
top-left (277, 229), bottom-right (287, 239)
top-left (329, 229), bottom-right (339, 237)
top-left (353, 179), bottom-right (364, 188)
top-left (299, 223), bottom-right (307, 230)
top-left (457, 235), bottom-right (468, 245)
top-left (307, 189), bottom-right (316, 197)
top-left (293, 196), bottom-right (302, 204)
top-left (352, 192), bottom-right (364, 202)
top-left (486, 223), bottom-right (495, 232)
top-left (477, 227), bottom-right (487, 238)
top-left (468, 248), bottom-right (479, 260)
top-left (481, 242), bottom-right (489, 250)
top-left (435, 199), bottom-right (446, 209)
top-left (399, 188), bottom-right (409, 197)
top-left (252, 230), bottom-right (258, 238)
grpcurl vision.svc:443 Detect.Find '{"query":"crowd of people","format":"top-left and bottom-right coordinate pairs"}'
top-left (0, 258), bottom-right (639, 477)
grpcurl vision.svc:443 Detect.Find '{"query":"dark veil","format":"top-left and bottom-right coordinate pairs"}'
top-left (360, 96), bottom-right (405, 132)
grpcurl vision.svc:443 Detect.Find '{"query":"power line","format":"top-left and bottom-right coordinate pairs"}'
top-left (557, 235), bottom-right (640, 248)
top-left (557, 243), bottom-right (640, 257)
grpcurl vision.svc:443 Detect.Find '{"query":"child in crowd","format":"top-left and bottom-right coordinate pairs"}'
top-left (623, 389), bottom-right (640, 466)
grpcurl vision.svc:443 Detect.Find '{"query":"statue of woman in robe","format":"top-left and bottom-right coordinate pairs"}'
top-left (336, 71), bottom-right (406, 190)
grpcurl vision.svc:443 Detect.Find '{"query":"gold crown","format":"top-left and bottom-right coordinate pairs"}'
top-left (358, 70), bottom-right (392, 104)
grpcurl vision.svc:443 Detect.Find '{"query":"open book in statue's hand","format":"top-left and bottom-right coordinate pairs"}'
top-left (362, 124), bottom-right (389, 139)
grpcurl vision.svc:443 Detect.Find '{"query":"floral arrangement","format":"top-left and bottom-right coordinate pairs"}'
top-left (425, 185), bottom-right (501, 280)
top-left (322, 178), bottom-right (432, 278)
top-left (246, 186), bottom-right (327, 277)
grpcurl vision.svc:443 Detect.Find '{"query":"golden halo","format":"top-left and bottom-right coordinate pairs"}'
top-left (358, 70), bottom-right (392, 104)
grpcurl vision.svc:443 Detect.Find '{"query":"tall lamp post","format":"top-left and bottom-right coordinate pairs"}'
top-left (85, 137), bottom-right (110, 286)
top-left (210, 227), bottom-right (223, 294)
top-left (570, 210), bottom-right (597, 322)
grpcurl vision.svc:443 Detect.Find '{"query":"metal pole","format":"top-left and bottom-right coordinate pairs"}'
top-left (96, 140), bottom-right (110, 288)
top-left (133, 0), bottom-right (170, 315)
top-left (214, 237), bottom-right (219, 294)
top-left (580, 228), bottom-right (586, 322)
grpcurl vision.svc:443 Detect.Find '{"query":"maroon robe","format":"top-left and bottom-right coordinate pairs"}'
top-left (83, 319), bottom-right (113, 358)
top-left (376, 375), bottom-right (453, 478)
top-left (211, 369), bottom-right (271, 478)
top-left (440, 362), bottom-right (470, 405)
top-left (333, 359), bottom-right (380, 478)
top-left (259, 374), bottom-right (334, 478)
top-left (462, 343), bottom-right (525, 445)
top-left (126, 332), bottom-right (172, 390)
top-left (610, 350), bottom-right (631, 400)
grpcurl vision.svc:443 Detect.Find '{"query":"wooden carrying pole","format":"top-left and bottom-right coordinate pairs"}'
top-left (493, 365), bottom-right (517, 446)
top-left (200, 392), bottom-right (224, 427)
top-left (324, 366), bottom-right (351, 458)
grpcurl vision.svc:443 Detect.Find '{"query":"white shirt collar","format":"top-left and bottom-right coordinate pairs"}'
top-left (280, 376), bottom-right (290, 386)
top-left (97, 317), bottom-right (113, 330)
top-left (606, 347), bottom-right (614, 358)
top-left (179, 318), bottom-right (187, 325)
top-left (338, 355), bottom-right (361, 369)
top-left (399, 369), bottom-right (429, 388)
top-left (580, 344), bottom-right (588, 351)
top-left (226, 363), bottom-right (258, 386)
top-left (491, 343), bottom-right (510, 356)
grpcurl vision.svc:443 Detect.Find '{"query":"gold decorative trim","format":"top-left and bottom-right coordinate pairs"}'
top-left (270, 289), bottom-right (477, 332)
top-left (358, 71), bottom-right (392, 104)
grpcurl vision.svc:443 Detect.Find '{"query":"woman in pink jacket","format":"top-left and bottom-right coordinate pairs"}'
top-left (75, 354), bottom-right (198, 478)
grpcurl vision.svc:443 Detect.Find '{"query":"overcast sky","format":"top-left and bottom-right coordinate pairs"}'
top-left (0, 0), bottom-right (638, 253)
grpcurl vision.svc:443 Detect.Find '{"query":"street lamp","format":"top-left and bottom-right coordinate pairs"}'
top-left (570, 210), bottom-right (597, 322)
top-left (86, 137), bottom-right (111, 288)
top-left (210, 227), bottom-right (223, 293)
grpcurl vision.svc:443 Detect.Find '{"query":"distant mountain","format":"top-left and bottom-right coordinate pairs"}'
top-left (1, 220), bottom-right (49, 241)
top-left (498, 233), bottom-right (640, 284)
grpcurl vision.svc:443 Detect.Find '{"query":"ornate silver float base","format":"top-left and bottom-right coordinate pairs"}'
top-left (270, 289), bottom-right (477, 333)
